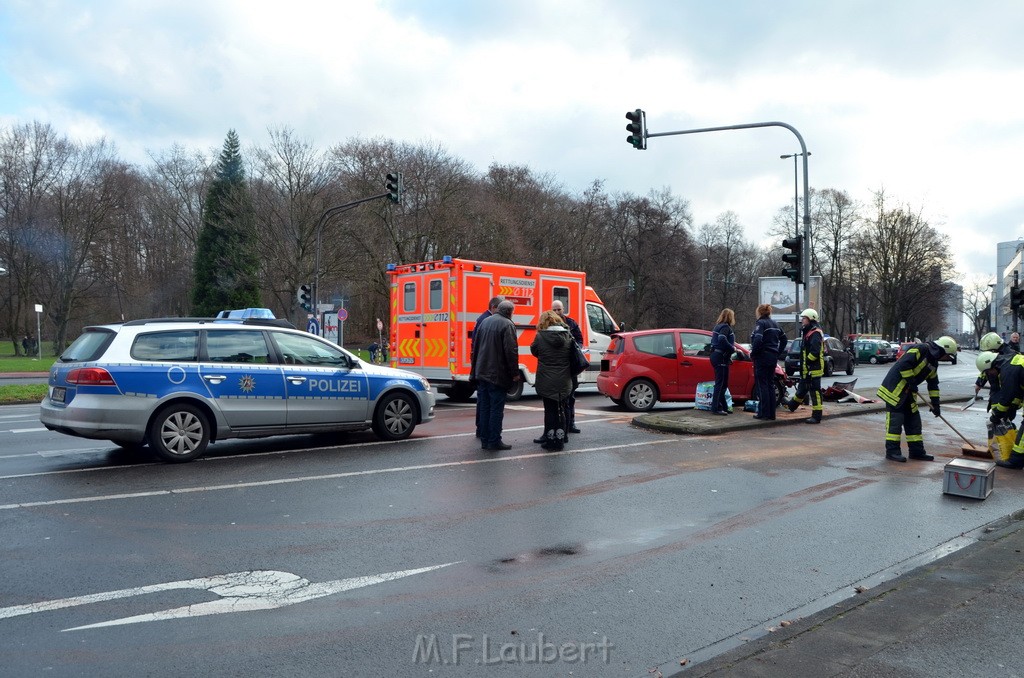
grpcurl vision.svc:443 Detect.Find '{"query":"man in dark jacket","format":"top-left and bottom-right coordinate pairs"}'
top-left (470, 300), bottom-right (519, 451)
top-left (876, 336), bottom-right (958, 462)
top-left (750, 303), bottom-right (786, 420)
top-left (785, 308), bottom-right (825, 424)
top-left (472, 296), bottom-right (504, 437)
top-left (552, 300), bottom-right (583, 434)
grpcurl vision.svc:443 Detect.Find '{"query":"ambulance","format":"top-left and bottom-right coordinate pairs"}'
top-left (386, 257), bottom-right (620, 400)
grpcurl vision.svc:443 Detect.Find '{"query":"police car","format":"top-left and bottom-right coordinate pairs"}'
top-left (40, 316), bottom-right (436, 463)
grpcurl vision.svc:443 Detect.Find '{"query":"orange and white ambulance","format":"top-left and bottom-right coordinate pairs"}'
top-left (386, 257), bottom-right (620, 400)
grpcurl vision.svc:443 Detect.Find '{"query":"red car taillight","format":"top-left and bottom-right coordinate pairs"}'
top-left (66, 367), bottom-right (116, 386)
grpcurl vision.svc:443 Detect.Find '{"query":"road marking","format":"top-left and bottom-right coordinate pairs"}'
top-left (0, 439), bottom-right (673, 510)
top-left (0, 563), bottom-right (459, 631)
top-left (10, 427), bottom-right (47, 434)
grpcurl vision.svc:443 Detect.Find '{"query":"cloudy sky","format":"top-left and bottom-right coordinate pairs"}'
top-left (1, 0), bottom-right (1021, 283)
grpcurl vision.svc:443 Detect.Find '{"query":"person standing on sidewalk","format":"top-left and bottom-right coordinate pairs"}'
top-left (876, 336), bottom-right (958, 462)
top-left (530, 310), bottom-right (574, 451)
top-left (980, 350), bottom-right (1024, 469)
top-left (470, 300), bottom-right (519, 451)
top-left (709, 308), bottom-right (736, 416)
top-left (551, 300), bottom-right (583, 434)
top-left (749, 303), bottom-right (786, 420)
top-left (785, 308), bottom-right (825, 424)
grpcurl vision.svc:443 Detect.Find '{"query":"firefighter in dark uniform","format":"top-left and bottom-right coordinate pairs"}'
top-left (785, 308), bottom-right (825, 424)
top-left (974, 332), bottom-right (1018, 410)
top-left (876, 336), bottom-right (958, 462)
top-left (981, 350), bottom-right (1024, 469)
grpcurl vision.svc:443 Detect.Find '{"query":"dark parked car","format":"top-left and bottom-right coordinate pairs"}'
top-left (784, 336), bottom-right (856, 377)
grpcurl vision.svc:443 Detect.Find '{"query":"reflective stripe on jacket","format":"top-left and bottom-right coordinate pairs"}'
top-left (876, 344), bottom-right (939, 407)
top-left (800, 324), bottom-right (824, 378)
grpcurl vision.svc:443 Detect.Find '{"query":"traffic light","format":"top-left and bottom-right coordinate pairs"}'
top-left (297, 283), bottom-right (312, 312)
top-left (625, 109), bottom-right (647, 150)
top-left (385, 172), bottom-right (403, 204)
top-left (1012, 285), bottom-right (1024, 311)
top-left (781, 235), bottom-right (803, 284)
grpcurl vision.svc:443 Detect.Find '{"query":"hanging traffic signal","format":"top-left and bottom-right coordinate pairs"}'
top-left (385, 172), bottom-right (403, 204)
top-left (1012, 285), bottom-right (1024, 311)
top-left (297, 283), bottom-right (312, 312)
top-left (781, 235), bottom-right (803, 284)
top-left (625, 109), bottom-right (647, 150)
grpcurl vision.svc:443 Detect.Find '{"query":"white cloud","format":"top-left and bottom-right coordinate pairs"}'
top-left (1, 0), bottom-right (1021, 280)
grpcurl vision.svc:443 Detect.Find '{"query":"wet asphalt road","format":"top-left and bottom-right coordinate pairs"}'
top-left (2, 359), bottom-right (1021, 677)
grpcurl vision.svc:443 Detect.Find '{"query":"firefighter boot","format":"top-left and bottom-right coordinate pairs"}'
top-left (908, 444), bottom-right (934, 462)
top-left (885, 446), bottom-right (907, 463)
top-left (786, 399), bottom-right (800, 413)
top-left (996, 452), bottom-right (1024, 470)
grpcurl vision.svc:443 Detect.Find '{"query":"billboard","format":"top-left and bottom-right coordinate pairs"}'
top-left (759, 276), bottom-right (822, 323)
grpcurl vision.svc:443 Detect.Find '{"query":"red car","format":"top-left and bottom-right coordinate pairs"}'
top-left (597, 328), bottom-right (792, 411)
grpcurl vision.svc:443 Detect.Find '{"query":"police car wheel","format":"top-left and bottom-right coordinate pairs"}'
top-left (623, 379), bottom-right (657, 412)
top-left (372, 392), bottom-right (417, 440)
top-left (148, 403), bottom-right (210, 463)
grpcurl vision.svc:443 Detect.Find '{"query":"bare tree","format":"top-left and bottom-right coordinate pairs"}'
top-left (854, 189), bottom-right (954, 340)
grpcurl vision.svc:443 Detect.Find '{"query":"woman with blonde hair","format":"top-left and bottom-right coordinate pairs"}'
top-left (709, 308), bottom-right (736, 415)
top-left (530, 310), bottom-right (574, 450)
top-left (750, 303), bottom-right (786, 420)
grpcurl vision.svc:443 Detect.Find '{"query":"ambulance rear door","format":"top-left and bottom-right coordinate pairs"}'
top-left (392, 268), bottom-right (452, 381)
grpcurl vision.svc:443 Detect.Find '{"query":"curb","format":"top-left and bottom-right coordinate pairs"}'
top-left (633, 394), bottom-right (975, 436)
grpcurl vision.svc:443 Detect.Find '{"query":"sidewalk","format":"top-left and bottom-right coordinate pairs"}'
top-left (635, 391), bottom-right (1024, 677)
top-left (675, 511), bottom-right (1024, 677)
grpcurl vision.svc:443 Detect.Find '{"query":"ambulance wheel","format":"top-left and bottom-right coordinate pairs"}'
top-left (447, 382), bottom-right (476, 402)
top-left (623, 379), bottom-right (657, 412)
top-left (505, 378), bottom-right (524, 401)
top-left (372, 392), bottom-right (416, 440)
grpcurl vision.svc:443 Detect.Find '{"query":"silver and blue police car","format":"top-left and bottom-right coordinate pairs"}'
top-left (40, 316), bottom-right (435, 462)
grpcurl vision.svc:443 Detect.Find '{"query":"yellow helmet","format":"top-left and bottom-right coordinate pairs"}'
top-left (976, 351), bottom-right (999, 372)
top-left (933, 336), bottom-right (958, 356)
top-left (980, 332), bottom-right (1004, 352)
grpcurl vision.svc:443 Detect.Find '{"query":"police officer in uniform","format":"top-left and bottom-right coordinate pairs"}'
top-left (785, 308), bottom-right (824, 424)
top-left (876, 336), bottom-right (958, 462)
top-left (750, 303), bottom-right (786, 420)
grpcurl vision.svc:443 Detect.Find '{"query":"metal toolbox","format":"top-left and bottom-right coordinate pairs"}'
top-left (943, 458), bottom-right (995, 500)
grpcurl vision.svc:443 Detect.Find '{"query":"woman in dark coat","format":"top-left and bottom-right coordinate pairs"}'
top-left (710, 308), bottom-right (736, 415)
top-left (530, 310), bottom-right (574, 450)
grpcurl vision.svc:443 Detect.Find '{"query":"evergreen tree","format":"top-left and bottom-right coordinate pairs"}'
top-left (191, 130), bottom-right (261, 316)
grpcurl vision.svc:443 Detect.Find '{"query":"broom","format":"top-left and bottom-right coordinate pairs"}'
top-left (914, 392), bottom-right (990, 458)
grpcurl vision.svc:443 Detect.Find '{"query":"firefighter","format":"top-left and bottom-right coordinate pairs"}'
top-left (785, 308), bottom-right (825, 424)
top-left (876, 336), bottom-right (958, 462)
top-left (975, 332), bottom-right (1017, 410)
top-left (982, 350), bottom-right (1024, 469)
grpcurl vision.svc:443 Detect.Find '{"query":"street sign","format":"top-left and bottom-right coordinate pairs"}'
top-left (338, 308), bottom-right (349, 322)
top-left (376, 317), bottom-right (384, 332)
top-left (306, 317), bottom-right (320, 335)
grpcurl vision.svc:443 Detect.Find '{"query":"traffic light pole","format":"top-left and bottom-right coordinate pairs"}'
top-left (313, 192), bottom-right (389, 313)
top-left (645, 120), bottom-right (812, 307)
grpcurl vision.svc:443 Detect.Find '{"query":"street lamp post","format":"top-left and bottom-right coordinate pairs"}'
top-left (701, 258), bottom-right (708, 325)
